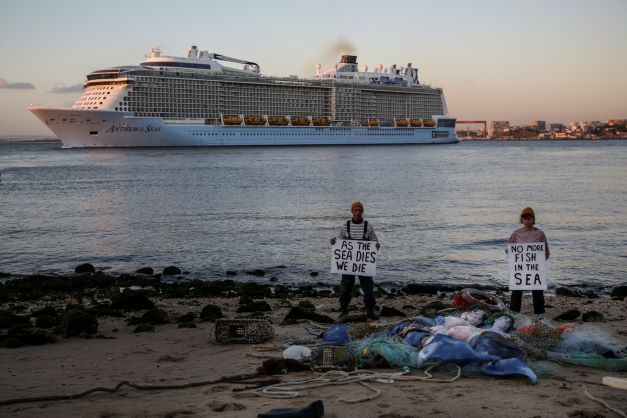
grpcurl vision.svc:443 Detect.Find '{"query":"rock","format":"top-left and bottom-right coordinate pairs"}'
top-left (0, 310), bottom-right (30, 328)
top-left (610, 285), bottom-right (627, 299)
top-left (553, 309), bottom-right (581, 321)
top-left (125, 316), bottom-right (142, 326)
top-left (583, 290), bottom-right (599, 299)
top-left (403, 284), bottom-right (439, 295)
top-left (239, 296), bottom-right (254, 305)
top-left (163, 266), bottom-right (182, 275)
top-left (141, 308), bottom-right (170, 325)
top-left (239, 283), bottom-right (272, 299)
top-left (32, 307), bottom-right (61, 329)
top-left (420, 301), bottom-right (450, 317)
top-left (555, 287), bottom-right (581, 297)
top-left (225, 271), bottom-right (237, 276)
top-left (175, 312), bottom-right (196, 323)
top-left (310, 271), bottom-right (319, 277)
top-left (133, 324), bottom-right (155, 333)
top-left (282, 307), bottom-right (333, 325)
top-left (136, 267), bottom-right (154, 275)
top-left (178, 321), bottom-right (197, 328)
top-left (269, 276), bottom-right (278, 282)
top-left (110, 291), bottom-right (155, 311)
top-left (75, 263), bottom-right (95, 274)
top-left (582, 311), bottom-right (604, 322)
top-left (60, 309), bottom-right (98, 337)
top-left (297, 300), bottom-right (316, 312)
top-left (237, 301), bottom-right (272, 313)
top-left (245, 269), bottom-right (265, 277)
top-left (380, 306), bottom-right (406, 317)
top-left (200, 304), bottom-right (224, 322)
top-left (0, 272), bottom-right (10, 278)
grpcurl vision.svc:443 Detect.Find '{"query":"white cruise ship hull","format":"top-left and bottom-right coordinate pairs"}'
top-left (30, 108), bottom-right (458, 148)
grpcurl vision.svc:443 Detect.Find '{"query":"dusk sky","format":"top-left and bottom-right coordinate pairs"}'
top-left (1, 0), bottom-right (626, 135)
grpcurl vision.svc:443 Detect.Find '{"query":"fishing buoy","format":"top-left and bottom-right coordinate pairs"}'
top-left (602, 376), bottom-right (627, 390)
top-left (454, 288), bottom-right (506, 312)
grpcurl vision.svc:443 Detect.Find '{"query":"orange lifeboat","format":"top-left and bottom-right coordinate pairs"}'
top-left (223, 115), bottom-right (242, 125)
top-left (244, 115), bottom-right (267, 126)
top-left (312, 117), bottom-right (331, 126)
top-left (291, 116), bottom-right (311, 126)
top-left (409, 119), bottom-right (423, 127)
top-left (423, 118), bottom-right (435, 128)
top-left (395, 118), bottom-right (409, 127)
top-left (268, 116), bottom-right (289, 126)
top-left (368, 119), bottom-right (379, 127)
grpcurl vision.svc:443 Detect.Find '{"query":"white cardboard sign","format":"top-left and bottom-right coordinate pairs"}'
top-left (331, 239), bottom-right (378, 276)
top-left (507, 243), bottom-right (548, 290)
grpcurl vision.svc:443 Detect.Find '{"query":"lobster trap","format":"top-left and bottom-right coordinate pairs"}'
top-left (310, 345), bottom-right (354, 371)
top-left (214, 318), bottom-right (274, 344)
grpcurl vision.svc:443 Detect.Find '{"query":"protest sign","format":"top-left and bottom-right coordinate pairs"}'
top-left (507, 243), bottom-right (548, 290)
top-left (331, 239), bottom-right (378, 276)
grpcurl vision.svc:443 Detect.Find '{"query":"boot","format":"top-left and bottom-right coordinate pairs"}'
top-left (258, 399), bottom-right (324, 418)
top-left (366, 308), bottom-right (379, 320)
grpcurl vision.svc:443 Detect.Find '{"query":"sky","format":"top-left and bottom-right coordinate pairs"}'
top-left (1, 0), bottom-right (626, 135)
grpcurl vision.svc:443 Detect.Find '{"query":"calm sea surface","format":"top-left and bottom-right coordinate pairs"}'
top-left (1, 141), bottom-right (626, 293)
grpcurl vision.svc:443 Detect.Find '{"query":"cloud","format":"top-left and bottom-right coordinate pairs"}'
top-left (49, 84), bottom-right (83, 94)
top-left (0, 78), bottom-right (35, 89)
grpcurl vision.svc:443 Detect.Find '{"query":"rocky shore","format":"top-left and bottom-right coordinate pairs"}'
top-left (1, 264), bottom-right (626, 417)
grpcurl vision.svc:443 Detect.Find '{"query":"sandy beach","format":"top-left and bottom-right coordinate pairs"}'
top-left (1, 279), bottom-right (626, 418)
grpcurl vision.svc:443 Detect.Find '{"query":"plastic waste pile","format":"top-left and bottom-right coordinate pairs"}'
top-left (284, 288), bottom-right (626, 386)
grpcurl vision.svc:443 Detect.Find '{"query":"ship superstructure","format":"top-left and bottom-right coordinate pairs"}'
top-left (30, 45), bottom-right (457, 147)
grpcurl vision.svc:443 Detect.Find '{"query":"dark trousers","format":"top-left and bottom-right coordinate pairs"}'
top-left (510, 290), bottom-right (545, 314)
top-left (339, 274), bottom-right (375, 312)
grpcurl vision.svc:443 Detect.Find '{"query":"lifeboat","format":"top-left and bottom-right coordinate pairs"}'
top-left (223, 115), bottom-right (242, 125)
top-left (409, 119), bottom-right (423, 127)
top-left (291, 116), bottom-right (311, 126)
top-left (423, 118), bottom-right (435, 128)
top-left (395, 118), bottom-right (409, 127)
top-left (360, 120), bottom-right (369, 127)
top-left (244, 115), bottom-right (267, 126)
top-left (268, 116), bottom-right (289, 126)
top-left (368, 119), bottom-right (379, 127)
top-left (312, 117), bottom-right (331, 126)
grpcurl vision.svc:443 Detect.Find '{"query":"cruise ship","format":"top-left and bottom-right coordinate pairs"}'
top-left (29, 45), bottom-right (458, 147)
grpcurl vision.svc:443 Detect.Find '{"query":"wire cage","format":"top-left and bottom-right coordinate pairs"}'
top-left (310, 345), bottom-right (354, 371)
top-left (214, 318), bottom-right (274, 344)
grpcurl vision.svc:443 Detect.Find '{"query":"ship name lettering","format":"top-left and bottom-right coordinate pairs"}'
top-left (106, 124), bottom-right (161, 134)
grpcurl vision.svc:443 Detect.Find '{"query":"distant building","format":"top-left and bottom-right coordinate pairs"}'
top-left (489, 121), bottom-right (510, 137)
top-left (550, 122), bottom-right (566, 131)
top-left (532, 120), bottom-right (546, 131)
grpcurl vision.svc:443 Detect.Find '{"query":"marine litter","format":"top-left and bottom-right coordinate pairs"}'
top-left (0, 265), bottom-right (626, 417)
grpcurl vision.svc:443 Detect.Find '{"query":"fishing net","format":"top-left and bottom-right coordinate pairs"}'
top-left (549, 355), bottom-right (627, 372)
top-left (352, 337), bottom-right (421, 369)
top-left (514, 320), bottom-right (562, 359)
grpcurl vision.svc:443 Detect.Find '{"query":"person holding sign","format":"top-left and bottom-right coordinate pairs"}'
top-left (330, 201), bottom-right (380, 321)
top-left (508, 207), bottom-right (550, 318)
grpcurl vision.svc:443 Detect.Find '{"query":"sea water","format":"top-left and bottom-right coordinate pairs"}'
top-left (1, 140), bottom-right (626, 293)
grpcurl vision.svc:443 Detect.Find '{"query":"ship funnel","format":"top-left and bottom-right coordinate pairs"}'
top-left (375, 64), bottom-right (383, 73)
top-left (340, 55), bottom-right (357, 64)
top-left (187, 45), bottom-right (198, 59)
top-left (315, 63), bottom-right (321, 76)
top-left (362, 65), bottom-right (368, 72)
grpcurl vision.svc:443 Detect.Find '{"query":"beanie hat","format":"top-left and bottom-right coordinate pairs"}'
top-left (351, 201), bottom-right (364, 211)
